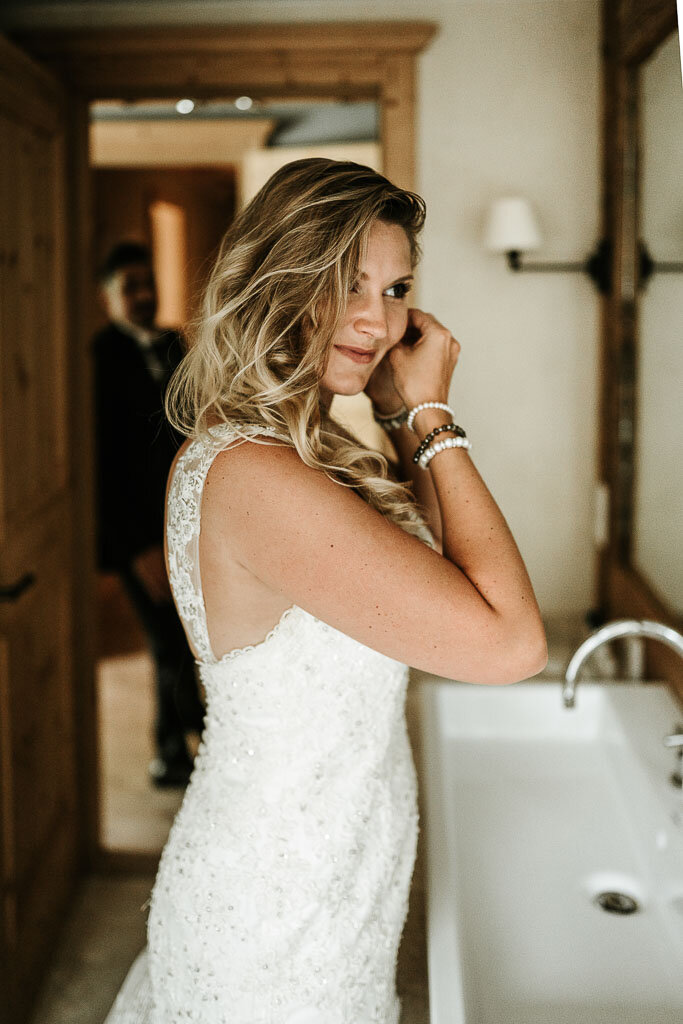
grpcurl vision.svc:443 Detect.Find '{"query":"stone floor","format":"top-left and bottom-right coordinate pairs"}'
top-left (98, 652), bottom-right (189, 851)
top-left (31, 613), bottom-right (598, 1024)
top-left (31, 875), bottom-right (154, 1024)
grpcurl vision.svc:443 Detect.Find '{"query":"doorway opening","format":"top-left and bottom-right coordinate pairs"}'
top-left (90, 94), bottom-right (385, 856)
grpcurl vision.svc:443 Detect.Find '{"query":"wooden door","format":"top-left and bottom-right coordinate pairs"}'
top-left (0, 35), bottom-right (80, 1024)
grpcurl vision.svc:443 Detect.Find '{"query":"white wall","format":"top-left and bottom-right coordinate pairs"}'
top-left (3, 0), bottom-right (603, 617)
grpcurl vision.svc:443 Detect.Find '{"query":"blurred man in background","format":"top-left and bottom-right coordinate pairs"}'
top-left (93, 241), bottom-right (204, 787)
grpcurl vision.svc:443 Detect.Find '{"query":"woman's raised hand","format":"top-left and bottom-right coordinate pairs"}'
top-left (365, 308), bottom-right (460, 413)
top-left (389, 308), bottom-right (460, 409)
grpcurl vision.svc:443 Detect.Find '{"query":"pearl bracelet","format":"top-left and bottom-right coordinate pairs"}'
top-left (406, 401), bottom-right (455, 433)
top-left (419, 435), bottom-right (472, 469)
top-left (372, 405), bottom-right (408, 431)
top-left (413, 422), bottom-right (467, 464)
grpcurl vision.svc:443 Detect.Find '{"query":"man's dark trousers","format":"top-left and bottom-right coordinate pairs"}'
top-left (118, 565), bottom-right (204, 762)
top-left (93, 323), bottom-right (204, 766)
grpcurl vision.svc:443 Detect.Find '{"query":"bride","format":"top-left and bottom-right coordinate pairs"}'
top-left (105, 157), bottom-right (547, 1023)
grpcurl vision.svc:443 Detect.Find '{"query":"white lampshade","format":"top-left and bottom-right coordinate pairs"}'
top-left (484, 197), bottom-right (542, 253)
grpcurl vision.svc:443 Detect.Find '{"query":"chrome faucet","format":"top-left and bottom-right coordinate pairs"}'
top-left (563, 618), bottom-right (683, 709)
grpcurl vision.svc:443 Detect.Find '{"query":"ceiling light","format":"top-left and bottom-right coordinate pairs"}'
top-left (175, 99), bottom-right (195, 115)
top-left (235, 96), bottom-right (253, 111)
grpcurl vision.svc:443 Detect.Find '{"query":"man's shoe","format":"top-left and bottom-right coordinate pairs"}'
top-left (148, 756), bottom-right (192, 788)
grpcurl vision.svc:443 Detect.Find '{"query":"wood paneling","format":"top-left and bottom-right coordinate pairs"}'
top-left (620, 0), bottom-right (678, 63)
top-left (15, 22), bottom-right (438, 191)
top-left (0, 33), bottom-right (81, 1024)
top-left (597, 0), bottom-right (682, 700)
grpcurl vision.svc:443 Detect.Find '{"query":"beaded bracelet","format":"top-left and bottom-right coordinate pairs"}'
top-left (419, 435), bottom-right (472, 470)
top-left (413, 423), bottom-right (466, 464)
top-left (372, 405), bottom-right (408, 431)
top-left (406, 401), bottom-right (455, 433)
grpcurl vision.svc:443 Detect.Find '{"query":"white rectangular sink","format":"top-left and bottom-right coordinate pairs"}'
top-left (417, 679), bottom-right (683, 1024)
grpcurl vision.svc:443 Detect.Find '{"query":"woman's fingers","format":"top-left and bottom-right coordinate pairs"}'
top-left (408, 308), bottom-right (459, 349)
top-left (389, 308), bottom-right (460, 407)
top-left (406, 306), bottom-right (437, 336)
top-left (391, 309), bottom-right (458, 361)
top-left (364, 353), bottom-right (402, 412)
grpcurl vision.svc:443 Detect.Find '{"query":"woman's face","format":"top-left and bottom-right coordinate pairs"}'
top-left (320, 219), bottom-right (413, 400)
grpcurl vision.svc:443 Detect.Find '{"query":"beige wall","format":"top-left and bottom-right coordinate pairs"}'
top-left (415, 0), bottom-right (602, 618)
top-left (90, 118), bottom-right (273, 167)
top-left (4, 0), bottom-right (604, 617)
top-left (239, 141), bottom-right (381, 208)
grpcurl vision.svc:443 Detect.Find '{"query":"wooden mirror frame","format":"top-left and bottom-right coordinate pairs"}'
top-left (14, 21), bottom-right (437, 870)
top-left (597, 0), bottom-right (682, 697)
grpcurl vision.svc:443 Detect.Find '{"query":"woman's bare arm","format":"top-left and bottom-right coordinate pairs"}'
top-left (204, 429), bottom-right (547, 685)
top-left (386, 423), bottom-right (443, 550)
top-left (204, 306), bottom-right (546, 684)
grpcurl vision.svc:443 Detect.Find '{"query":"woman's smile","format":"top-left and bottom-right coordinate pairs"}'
top-left (334, 344), bottom-right (377, 364)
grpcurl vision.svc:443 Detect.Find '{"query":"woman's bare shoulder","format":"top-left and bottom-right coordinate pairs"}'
top-left (203, 432), bottom-right (319, 521)
top-left (200, 434), bottom-right (529, 683)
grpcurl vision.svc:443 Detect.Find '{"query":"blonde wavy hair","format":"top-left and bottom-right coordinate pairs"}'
top-left (165, 157), bottom-right (429, 539)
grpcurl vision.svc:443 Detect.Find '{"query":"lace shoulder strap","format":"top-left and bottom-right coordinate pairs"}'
top-left (165, 423), bottom-right (285, 663)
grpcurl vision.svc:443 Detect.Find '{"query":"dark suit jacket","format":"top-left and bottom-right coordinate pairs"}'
top-left (92, 323), bottom-right (186, 571)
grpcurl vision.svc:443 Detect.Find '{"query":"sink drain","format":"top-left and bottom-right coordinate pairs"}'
top-left (594, 891), bottom-right (640, 914)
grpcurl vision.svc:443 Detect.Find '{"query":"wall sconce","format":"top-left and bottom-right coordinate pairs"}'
top-left (484, 197), bottom-right (612, 295)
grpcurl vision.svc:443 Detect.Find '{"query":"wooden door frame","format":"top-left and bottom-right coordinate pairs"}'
top-left (597, 0), bottom-right (681, 699)
top-left (0, 33), bottom-right (93, 1022)
top-left (14, 21), bottom-right (438, 871)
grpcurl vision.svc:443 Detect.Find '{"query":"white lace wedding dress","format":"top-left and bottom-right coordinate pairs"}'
top-left (105, 422), bottom-right (429, 1024)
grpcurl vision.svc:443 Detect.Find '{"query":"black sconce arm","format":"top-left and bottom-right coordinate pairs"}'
top-left (506, 238), bottom-right (683, 295)
top-left (638, 241), bottom-right (683, 290)
top-left (505, 239), bottom-right (613, 295)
